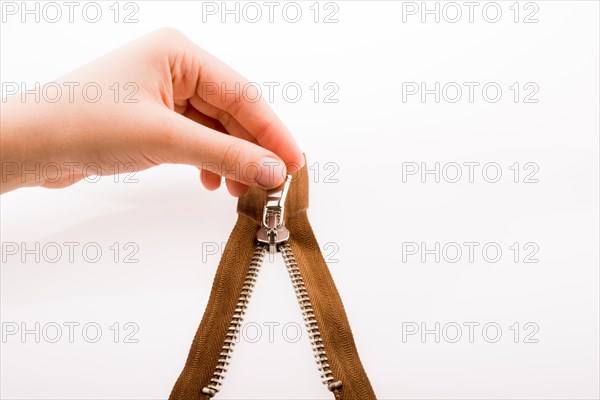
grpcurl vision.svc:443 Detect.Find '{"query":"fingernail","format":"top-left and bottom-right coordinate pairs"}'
top-left (256, 157), bottom-right (286, 187)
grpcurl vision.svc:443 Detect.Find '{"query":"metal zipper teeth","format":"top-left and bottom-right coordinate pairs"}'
top-left (280, 242), bottom-right (342, 392)
top-left (201, 245), bottom-right (266, 398)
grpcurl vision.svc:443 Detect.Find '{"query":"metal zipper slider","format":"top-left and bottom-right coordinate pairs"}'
top-left (257, 174), bottom-right (292, 254)
top-left (201, 172), bottom-right (345, 399)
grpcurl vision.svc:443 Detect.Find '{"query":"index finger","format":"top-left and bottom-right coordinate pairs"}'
top-left (183, 42), bottom-right (305, 172)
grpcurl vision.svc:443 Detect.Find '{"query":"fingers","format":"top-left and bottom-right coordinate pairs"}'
top-left (182, 104), bottom-right (227, 134)
top-left (161, 30), bottom-right (304, 172)
top-left (200, 169), bottom-right (221, 191)
top-left (185, 98), bottom-right (252, 196)
top-left (225, 178), bottom-right (249, 197)
top-left (162, 111), bottom-right (287, 189)
top-left (200, 168), bottom-right (250, 197)
top-left (188, 95), bottom-right (258, 145)
top-left (194, 56), bottom-right (304, 170)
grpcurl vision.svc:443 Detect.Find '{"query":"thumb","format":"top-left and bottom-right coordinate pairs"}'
top-left (160, 112), bottom-right (288, 188)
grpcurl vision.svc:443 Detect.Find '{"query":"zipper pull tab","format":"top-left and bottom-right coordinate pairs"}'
top-left (257, 174), bottom-right (292, 254)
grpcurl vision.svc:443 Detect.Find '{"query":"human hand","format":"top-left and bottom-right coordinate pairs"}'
top-left (0, 28), bottom-right (304, 196)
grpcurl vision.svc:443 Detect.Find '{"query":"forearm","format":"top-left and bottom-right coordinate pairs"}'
top-left (0, 99), bottom-right (56, 193)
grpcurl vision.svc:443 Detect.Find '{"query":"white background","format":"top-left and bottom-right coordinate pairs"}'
top-left (1, 1), bottom-right (599, 399)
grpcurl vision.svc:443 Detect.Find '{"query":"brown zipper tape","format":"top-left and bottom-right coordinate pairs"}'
top-left (170, 161), bottom-right (376, 400)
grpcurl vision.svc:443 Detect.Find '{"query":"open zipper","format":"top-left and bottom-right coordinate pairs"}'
top-left (201, 175), bottom-right (342, 398)
top-left (170, 161), bottom-right (375, 400)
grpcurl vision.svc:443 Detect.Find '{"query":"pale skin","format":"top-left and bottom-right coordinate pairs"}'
top-left (0, 28), bottom-right (304, 196)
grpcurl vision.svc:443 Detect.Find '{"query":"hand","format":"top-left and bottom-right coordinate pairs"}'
top-left (0, 28), bottom-right (304, 196)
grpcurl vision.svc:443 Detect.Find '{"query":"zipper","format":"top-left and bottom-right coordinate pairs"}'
top-left (201, 175), bottom-right (342, 398)
top-left (200, 244), bottom-right (266, 398)
top-left (280, 242), bottom-right (342, 392)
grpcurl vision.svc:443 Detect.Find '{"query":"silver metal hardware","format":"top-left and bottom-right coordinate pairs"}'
top-left (202, 245), bottom-right (266, 397)
top-left (281, 243), bottom-right (339, 390)
top-left (257, 174), bottom-right (292, 254)
top-left (202, 177), bottom-right (342, 398)
top-left (328, 380), bottom-right (343, 392)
